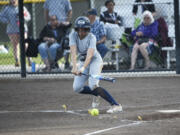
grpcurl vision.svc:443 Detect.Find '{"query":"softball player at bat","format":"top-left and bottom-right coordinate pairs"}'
top-left (69, 16), bottom-right (122, 113)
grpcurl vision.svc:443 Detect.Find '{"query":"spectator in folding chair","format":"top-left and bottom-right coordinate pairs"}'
top-left (87, 8), bottom-right (108, 59)
top-left (100, 0), bottom-right (123, 43)
top-left (130, 10), bottom-right (159, 70)
top-left (0, 0), bottom-right (31, 67)
top-left (38, 15), bottom-right (70, 72)
top-left (44, 0), bottom-right (72, 69)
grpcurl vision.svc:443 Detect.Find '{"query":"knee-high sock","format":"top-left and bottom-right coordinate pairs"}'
top-left (80, 86), bottom-right (119, 105)
top-left (92, 87), bottom-right (119, 106)
top-left (80, 86), bottom-right (98, 96)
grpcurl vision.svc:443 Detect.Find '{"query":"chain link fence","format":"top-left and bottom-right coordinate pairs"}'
top-left (0, 0), bottom-right (178, 77)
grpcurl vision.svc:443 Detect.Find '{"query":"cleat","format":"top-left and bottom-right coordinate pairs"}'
top-left (92, 96), bottom-right (100, 108)
top-left (106, 104), bottom-right (123, 114)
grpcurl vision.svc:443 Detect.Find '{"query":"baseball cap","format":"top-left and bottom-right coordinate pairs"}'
top-left (87, 8), bottom-right (97, 16)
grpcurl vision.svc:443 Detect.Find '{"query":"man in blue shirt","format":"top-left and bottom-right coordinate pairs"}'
top-left (87, 9), bottom-right (108, 59)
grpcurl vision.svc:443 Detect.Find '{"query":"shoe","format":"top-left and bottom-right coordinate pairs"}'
top-left (106, 104), bottom-right (123, 114)
top-left (65, 62), bottom-right (70, 69)
top-left (54, 63), bottom-right (59, 68)
top-left (64, 63), bottom-right (72, 71)
top-left (129, 68), bottom-right (134, 71)
top-left (143, 66), bottom-right (150, 70)
top-left (92, 96), bottom-right (100, 108)
top-left (51, 62), bottom-right (59, 69)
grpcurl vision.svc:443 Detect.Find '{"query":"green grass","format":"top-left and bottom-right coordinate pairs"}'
top-left (0, 42), bottom-right (14, 65)
top-left (0, 42), bottom-right (67, 66)
top-left (0, 42), bottom-right (43, 65)
top-left (31, 54), bottom-right (67, 65)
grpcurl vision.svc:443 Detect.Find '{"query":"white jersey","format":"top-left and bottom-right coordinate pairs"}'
top-left (69, 31), bottom-right (101, 60)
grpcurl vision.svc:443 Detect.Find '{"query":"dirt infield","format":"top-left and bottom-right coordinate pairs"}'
top-left (0, 76), bottom-right (180, 135)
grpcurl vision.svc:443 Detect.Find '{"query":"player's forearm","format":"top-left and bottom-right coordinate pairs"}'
top-left (70, 46), bottom-right (77, 68)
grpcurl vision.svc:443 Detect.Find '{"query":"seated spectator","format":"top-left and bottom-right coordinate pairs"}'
top-left (87, 8), bottom-right (108, 59)
top-left (130, 10), bottom-right (159, 70)
top-left (132, 0), bottom-right (156, 30)
top-left (38, 15), bottom-right (69, 72)
top-left (100, 0), bottom-right (123, 42)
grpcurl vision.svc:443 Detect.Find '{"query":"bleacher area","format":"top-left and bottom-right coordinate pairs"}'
top-left (100, 0), bottom-right (176, 71)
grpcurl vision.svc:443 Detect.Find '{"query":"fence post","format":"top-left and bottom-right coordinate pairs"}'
top-left (174, 0), bottom-right (180, 74)
top-left (18, 0), bottom-right (26, 77)
top-left (32, 3), bottom-right (37, 39)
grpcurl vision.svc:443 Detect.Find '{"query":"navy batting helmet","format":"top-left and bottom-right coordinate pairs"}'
top-left (74, 16), bottom-right (91, 31)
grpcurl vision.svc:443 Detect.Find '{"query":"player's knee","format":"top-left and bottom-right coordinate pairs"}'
top-left (89, 84), bottom-right (98, 91)
top-left (73, 84), bottom-right (83, 93)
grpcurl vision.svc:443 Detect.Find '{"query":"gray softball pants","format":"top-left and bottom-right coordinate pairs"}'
top-left (73, 57), bottom-right (103, 93)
